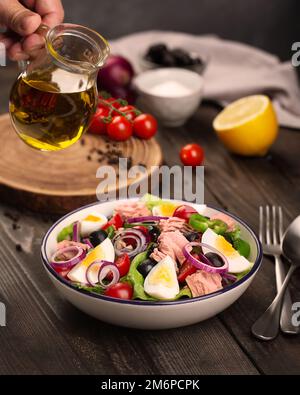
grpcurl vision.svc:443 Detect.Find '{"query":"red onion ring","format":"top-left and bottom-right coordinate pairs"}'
top-left (50, 246), bottom-right (86, 270)
top-left (126, 216), bottom-right (169, 223)
top-left (72, 221), bottom-right (81, 243)
top-left (98, 263), bottom-right (120, 289)
top-left (183, 242), bottom-right (229, 275)
top-left (86, 260), bottom-right (118, 287)
top-left (113, 228), bottom-right (147, 257)
top-left (83, 238), bottom-right (93, 249)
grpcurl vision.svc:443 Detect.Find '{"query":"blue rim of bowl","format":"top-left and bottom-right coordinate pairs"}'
top-left (41, 200), bottom-right (262, 306)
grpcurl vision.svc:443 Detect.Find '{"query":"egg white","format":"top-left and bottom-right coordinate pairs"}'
top-left (144, 255), bottom-right (179, 300)
top-left (80, 212), bottom-right (108, 237)
top-left (202, 228), bottom-right (252, 274)
top-left (67, 237), bottom-right (115, 284)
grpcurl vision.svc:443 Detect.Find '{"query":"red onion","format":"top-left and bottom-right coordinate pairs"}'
top-left (83, 238), bottom-right (93, 249)
top-left (72, 221), bottom-right (80, 243)
top-left (50, 246), bottom-right (86, 271)
top-left (183, 242), bottom-right (229, 275)
top-left (97, 55), bottom-right (134, 91)
top-left (127, 216), bottom-right (169, 223)
top-left (98, 263), bottom-right (120, 289)
top-left (112, 228), bottom-right (147, 257)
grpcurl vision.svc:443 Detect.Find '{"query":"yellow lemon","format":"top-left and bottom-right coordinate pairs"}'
top-left (213, 95), bottom-right (278, 156)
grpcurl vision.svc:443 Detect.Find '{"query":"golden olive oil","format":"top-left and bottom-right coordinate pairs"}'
top-left (9, 76), bottom-right (97, 151)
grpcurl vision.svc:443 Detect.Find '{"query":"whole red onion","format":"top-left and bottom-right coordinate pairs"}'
top-left (97, 55), bottom-right (135, 92)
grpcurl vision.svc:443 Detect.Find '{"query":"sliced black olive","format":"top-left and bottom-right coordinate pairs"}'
top-left (184, 232), bottom-right (199, 242)
top-left (205, 252), bottom-right (225, 268)
top-left (137, 258), bottom-right (157, 278)
top-left (89, 229), bottom-right (108, 247)
top-left (148, 225), bottom-right (160, 241)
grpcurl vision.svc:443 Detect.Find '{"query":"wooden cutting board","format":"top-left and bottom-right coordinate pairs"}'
top-left (0, 114), bottom-right (163, 215)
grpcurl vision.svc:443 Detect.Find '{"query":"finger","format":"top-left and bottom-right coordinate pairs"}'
top-left (22, 33), bottom-right (44, 53)
top-left (8, 41), bottom-right (29, 61)
top-left (0, 33), bottom-right (17, 50)
top-left (0, 0), bottom-right (41, 36)
top-left (35, 0), bottom-right (64, 27)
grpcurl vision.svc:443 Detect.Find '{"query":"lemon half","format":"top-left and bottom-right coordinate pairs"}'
top-left (213, 95), bottom-right (278, 156)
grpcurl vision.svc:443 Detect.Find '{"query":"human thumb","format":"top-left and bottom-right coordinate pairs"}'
top-left (0, 0), bottom-right (41, 36)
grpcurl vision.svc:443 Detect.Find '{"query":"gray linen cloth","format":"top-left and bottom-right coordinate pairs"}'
top-left (111, 31), bottom-right (300, 129)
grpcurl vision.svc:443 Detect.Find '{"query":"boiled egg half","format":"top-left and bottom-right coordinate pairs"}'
top-left (80, 212), bottom-right (107, 237)
top-left (202, 228), bottom-right (252, 274)
top-left (144, 255), bottom-right (179, 300)
top-left (152, 202), bottom-right (179, 217)
top-left (67, 237), bottom-right (115, 284)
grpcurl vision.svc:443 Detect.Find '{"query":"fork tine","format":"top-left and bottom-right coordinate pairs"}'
top-left (259, 206), bottom-right (263, 243)
top-left (272, 205), bottom-right (278, 245)
top-left (266, 205), bottom-right (271, 244)
top-left (278, 206), bottom-right (283, 242)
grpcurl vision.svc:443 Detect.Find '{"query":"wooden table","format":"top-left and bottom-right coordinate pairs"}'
top-left (0, 64), bottom-right (299, 375)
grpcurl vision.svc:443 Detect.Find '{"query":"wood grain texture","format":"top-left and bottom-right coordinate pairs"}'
top-left (0, 114), bottom-right (162, 214)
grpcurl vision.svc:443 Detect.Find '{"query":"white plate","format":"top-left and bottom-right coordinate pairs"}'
top-left (41, 199), bottom-right (262, 330)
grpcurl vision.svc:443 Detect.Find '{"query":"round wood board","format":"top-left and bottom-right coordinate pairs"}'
top-left (0, 114), bottom-right (163, 215)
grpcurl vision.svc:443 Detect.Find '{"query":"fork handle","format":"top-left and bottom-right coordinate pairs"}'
top-left (274, 255), bottom-right (298, 334)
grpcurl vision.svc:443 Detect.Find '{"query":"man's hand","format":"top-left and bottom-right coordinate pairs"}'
top-left (0, 0), bottom-right (64, 61)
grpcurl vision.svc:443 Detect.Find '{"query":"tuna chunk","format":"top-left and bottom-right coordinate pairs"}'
top-left (186, 271), bottom-right (223, 297)
top-left (57, 240), bottom-right (90, 251)
top-left (159, 217), bottom-right (192, 233)
top-left (114, 202), bottom-right (151, 220)
top-left (150, 230), bottom-right (189, 268)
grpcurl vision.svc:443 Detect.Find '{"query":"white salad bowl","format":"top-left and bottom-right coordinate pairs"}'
top-left (133, 68), bottom-right (204, 127)
top-left (41, 199), bottom-right (262, 330)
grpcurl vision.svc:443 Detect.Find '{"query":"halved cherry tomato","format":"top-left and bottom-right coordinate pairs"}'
top-left (104, 282), bottom-right (133, 299)
top-left (107, 115), bottom-right (133, 141)
top-left (89, 107), bottom-right (110, 135)
top-left (177, 260), bottom-right (197, 283)
top-left (180, 143), bottom-right (204, 167)
top-left (102, 213), bottom-right (123, 230)
top-left (118, 105), bottom-right (138, 122)
top-left (114, 253), bottom-right (131, 277)
top-left (173, 205), bottom-right (198, 222)
top-left (133, 114), bottom-right (158, 139)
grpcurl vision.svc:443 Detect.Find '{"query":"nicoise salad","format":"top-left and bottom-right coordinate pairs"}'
top-left (49, 195), bottom-right (253, 301)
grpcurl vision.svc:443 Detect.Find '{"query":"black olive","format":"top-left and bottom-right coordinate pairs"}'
top-left (184, 232), bottom-right (199, 242)
top-left (205, 252), bottom-right (225, 268)
top-left (172, 48), bottom-right (193, 66)
top-left (137, 258), bottom-right (157, 278)
top-left (146, 43), bottom-right (168, 64)
top-left (89, 229), bottom-right (108, 247)
top-left (148, 225), bottom-right (160, 241)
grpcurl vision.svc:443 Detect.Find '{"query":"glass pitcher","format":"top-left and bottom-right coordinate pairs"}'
top-left (9, 24), bottom-right (110, 151)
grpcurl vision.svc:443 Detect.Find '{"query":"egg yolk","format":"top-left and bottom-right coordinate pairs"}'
top-left (148, 267), bottom-right (174, 288)
top-left (216, 235), bottom-right (237, 256)
top-left (159, 203), bottom-right (178, 216)
top-left (84, 215), bottom-right (101, 222)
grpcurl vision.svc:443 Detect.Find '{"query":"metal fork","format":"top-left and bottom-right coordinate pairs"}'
top-left (258, 205), bottom-right (297, 334)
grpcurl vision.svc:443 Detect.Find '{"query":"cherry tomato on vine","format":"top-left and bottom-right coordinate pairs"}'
top-left (133, 114), bottom-right (158, 139)
top-left (104, 282), bottom-right (133, 299)
top-left (180, 143), bottom-right (204, 166)
top-left (89, 107), bottom-right (110, 135)
top-left (107, 116), bottom-right (133, 141)
top-left (119, 105), bottom-right (138, 122)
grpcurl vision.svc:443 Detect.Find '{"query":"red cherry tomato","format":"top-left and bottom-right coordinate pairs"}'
top-left (119, 105), bottom-right (138, 122)
top-left (104, 282), bottom-right (133, 300)
top-left (89, 107), bottom-right (110, 135)
top-left (102, 213), bottom-right (124, 230)
top-left (180, 143), bottom-right (204, 167)
top-left (133, 114), bottom-right (158, 139)
top-left (107, 116), bottom-right (133, 141)
top-left (114, 254), bottom-right (131, 277)
top-left (173, 205), bottom-right (198, 221)
top-left (105, 97), bottom-right (122, 109)
top-left (177, 260), bottom-right (197, 283)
